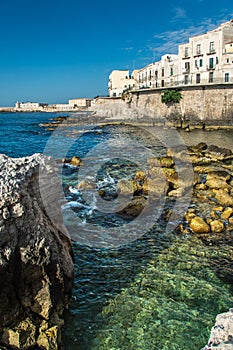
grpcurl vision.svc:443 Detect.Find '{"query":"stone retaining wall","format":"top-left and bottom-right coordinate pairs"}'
top-left (131, 84), bottom-right (233, 124)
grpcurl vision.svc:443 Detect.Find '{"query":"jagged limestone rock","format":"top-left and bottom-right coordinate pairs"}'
top-left (0, 154), bottom-right (74, 350)
top-left (202, 309), bottom-right (233, 349)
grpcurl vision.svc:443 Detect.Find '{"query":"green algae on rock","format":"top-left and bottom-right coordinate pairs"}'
top-left (91, 237), bottom-right (233, 350)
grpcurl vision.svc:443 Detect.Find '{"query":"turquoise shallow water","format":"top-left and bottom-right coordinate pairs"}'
top-left (0, 112), bottom-right (233, 349)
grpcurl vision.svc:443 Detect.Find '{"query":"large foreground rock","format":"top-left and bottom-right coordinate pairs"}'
top-left (202, 309), bottom-right (233, 349)
top-left (0, 154), bottom-right (74, 350)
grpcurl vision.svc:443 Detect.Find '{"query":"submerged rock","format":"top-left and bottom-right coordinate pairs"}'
top-left (190, 216), bottom-right (211, 233)
top-left (210, 219), bottom-right (225, 233)
top-left (0, 154), bottom-right (74, 350)
top-left (70, 155), bottom-right (82, 166)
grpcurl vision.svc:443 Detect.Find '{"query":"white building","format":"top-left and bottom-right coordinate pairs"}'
top-left (15, 102), bottom-right (47, 110)
top-left (68, 98), bottom-right (92, 108)
top-left (138, 54), bottom-right (179, 89)
top-left (110, 20), bottom-right (233, 93)
top-left (178, 20), bottom-right (233, 86)
top-left (108, 70), bottom-right (139, 97)
top-left (48, 104), bottom-right (71, 111)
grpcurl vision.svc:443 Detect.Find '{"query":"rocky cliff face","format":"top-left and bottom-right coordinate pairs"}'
top-left (202, 309), bottom-right (233, 349)
top-left (0, 154), bottom-right (74, 350)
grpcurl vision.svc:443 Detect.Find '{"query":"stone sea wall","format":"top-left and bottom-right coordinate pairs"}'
top-left (94, 85), bottom-right (233, 125)
top-left (131, 84), bottom-right (233, 124)
top-left (0, 154), bottom-right (74, 350)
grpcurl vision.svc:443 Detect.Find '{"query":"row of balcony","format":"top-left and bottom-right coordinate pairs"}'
top-left (135, 76), bottom-right (233, 90)
top-left (184, 49), bottom-right (216, 58)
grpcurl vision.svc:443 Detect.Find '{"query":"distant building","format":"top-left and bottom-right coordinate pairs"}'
top-left (138, 54), bottom-right (179, 89)
top-left (48, 104), bottom-right (71, 111)
top-left (110, 20), bottom-right (233, 93)
top-left (15, 101), bottom-right (48, 110)
top-left (68, 98), bottom-right (92, 108)
top-left (108, 70), bottom-right (139, 97)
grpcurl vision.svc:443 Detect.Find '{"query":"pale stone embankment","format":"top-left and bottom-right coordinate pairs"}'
top-left (93, 85), bottom-right (233, 128)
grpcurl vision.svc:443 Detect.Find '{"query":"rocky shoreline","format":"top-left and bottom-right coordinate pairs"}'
top-left (69, 140), bottom-right (233, 349)
top-left (37, 112), bottom-right (233, 132)
top-left (0, 154), bottom-right (74, 350)
top-left (0, 140), bottom-right (233, 349)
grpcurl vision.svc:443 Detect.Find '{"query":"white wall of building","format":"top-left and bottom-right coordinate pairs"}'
top-left (69, 98), bottom-right (92, 108)
top-left (108, 70), bottom-right (138, 97)
top-left (111, 20), bottom-right (233, 94)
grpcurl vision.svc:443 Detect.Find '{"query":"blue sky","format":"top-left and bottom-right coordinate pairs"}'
top-left (0, 0), bottom-right (233, 106)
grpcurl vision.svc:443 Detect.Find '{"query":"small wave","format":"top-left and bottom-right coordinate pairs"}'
top-left (69, 186), bottom-right (81, 195)
top-left (62, 201), bottom-right (89, 210)
top-left (63, 163), bottom-right (78, 169)
top-left (97, 172), bottom-right (116, 189)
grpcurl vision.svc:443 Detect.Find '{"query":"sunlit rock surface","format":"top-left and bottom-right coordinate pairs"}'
top-left (0, 154), bottom-right (74, 350)
top-left (202, 309), bottom-right (233, 349)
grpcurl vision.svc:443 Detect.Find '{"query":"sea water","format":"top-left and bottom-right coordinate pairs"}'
top-left (1, 112), bottom-right (233, 350)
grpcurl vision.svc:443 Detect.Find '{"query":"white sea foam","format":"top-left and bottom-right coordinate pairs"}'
top-left (69, 186), bottom-right (80, 195)
top-left (62, 201), bottom-right (89, 210)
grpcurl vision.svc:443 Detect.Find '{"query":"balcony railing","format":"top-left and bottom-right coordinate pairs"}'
top-left (182, 68), bottom-right (190, 74)
top-left (207, 49), bottom-right (216, 55)
top-left (135, 77), bottom-right (233, 91)
top-left (206, 64), bottom-right (216, 70)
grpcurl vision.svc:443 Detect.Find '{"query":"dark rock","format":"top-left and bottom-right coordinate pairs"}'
top-left (205, 145), bottom-right (233, 162)
top-left (188, 142), bottom-right (208, 153)
top-left (0, 154), bottom-right (74, 350)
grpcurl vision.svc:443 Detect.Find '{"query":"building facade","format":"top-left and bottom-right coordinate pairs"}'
top-left (68, 98), bottom-right (92, 108)
top-left (15, 102), bottom-right (48, 110)
top-left (109, 20), bottom-right (233, 94)
top-left (138, 54), bottom-right (179, 89)
top-left (178, 20), bottom-right (233, 86)
top-left (108, 70), bottom-right (139, 97)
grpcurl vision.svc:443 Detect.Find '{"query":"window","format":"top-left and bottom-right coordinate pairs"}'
top-left (184, 75), bottom-right (189, 84)
top-left (185, 47), bottom-right (189, 57)
top-left (161, 80), bottom-right (165, 87)
top-left (210, 41), bottom-right (215, 53)
top-left (209, 72), bottom-right (214, 83)
top-left (196, 44), bottom-right (201, 54)
top-left (162, 68), bottom-right (164, 77)
top-left (209, 57), bottom-right (214, 69)
top-left (225, 73), bottom-right (230, 82)
top-left (155, 70), bottom-right (158, 78)
top-left (196, 74), bottom-right (201, 84)
top-left (185, 61), bottom-right (190, 72)
top-left (195, 60), bottom-right (198, 67)
top-left (226, 58), bottom-right (229, 63)
top-left (200, 59), bottom-right (203, 67)
top-left (216, 57), bottom-right (219, 64)
top-left (170, 68), bottom-right (173, 76)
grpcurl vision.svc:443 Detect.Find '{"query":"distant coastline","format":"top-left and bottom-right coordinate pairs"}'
top-left (0, 107), bottom-right (90, 113)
